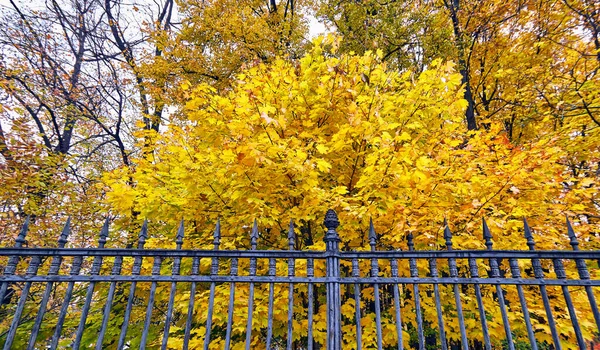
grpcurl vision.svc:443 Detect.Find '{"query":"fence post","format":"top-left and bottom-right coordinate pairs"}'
top-left (324, 209), bottom-right (341, 350)
top-left (0, 216), bottom-right (29, 305)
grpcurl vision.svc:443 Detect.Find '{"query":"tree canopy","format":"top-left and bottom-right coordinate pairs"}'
top-left (0, 0), bottom-right (599, 347)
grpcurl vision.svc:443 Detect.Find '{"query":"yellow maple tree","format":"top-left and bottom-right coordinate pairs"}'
top-left (103, 36), bottom-right (599, 348)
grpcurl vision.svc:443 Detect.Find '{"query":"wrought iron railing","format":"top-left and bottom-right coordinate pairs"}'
top-left (0, 210), bottom-right (599, 349)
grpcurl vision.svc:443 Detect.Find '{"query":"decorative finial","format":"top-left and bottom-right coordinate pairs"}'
top-left (352, 256), bottom-right (359, 277)
top-left (324, 209), bottom-right (339, 230)
top-left (16, 216), bottom-right (30, 246)
top-left (428, 257), bottom-right (439, 277)
top-left (307, 258), bottom-right (314, 277)
top-left (57, 217), bottom-right (71, 248)
top-left (407, 233), bottom-right (415, 251)
top-left (523, 218), bottom-right (535, 251)
top-left (70, 256), bottom-right (83, 275)
top-left (391, 258), bottom-right (399, 277)
top-left (407, 233), bottom-right (419, 277)
top-left (112, 256), bottom-right (124, 275)
top-left (152, 256), bottom-right (162, 275)
top-left (231, 257), bottom-right (239, 276)
top-left (268, 258), bottom-right (276, 276)
top-left (249, 219), bottom-right (259, 276)
top-left (553, 259), bottom-right (566, 279)
top-left (323, 209), bottom-right (340, 247)
top-left (443, 219), bottom-right (453, 250)
top-left (138, 219), bottom-right (148, 249)
top-left (369, 218), bottom-right (377, 251)
top-left (251, 219), bottom-right (259, 250)
top-left (482, 218), bottom-right (493, 250)
top-left (132, 221), bottom-right (146, 275)
top-left (288, 219), bottom-right (295, 250)
top-left (49, 217), bottom-right (71, 274)
top-left (176, 219), bottom-right (185, 249)
top-left (27, 256), bottom-right (42, 275)
top-left (172, 220), bottom-right (185, 276)
top-left (191, 257), bottom-right (200, 275)
top-left (213, 218), bottom-right (221, 249)
top-left (468, 258), bottom-right (479, 278)
top-left (91, 219), bottom-right (108, 274)
top-left (508, 258), bottom-right (522, 278)
top-left (288, 220), bottom-right (296, 275)
top-left (564, 215), bottom-right (590, 280)
top-left (98, 217), bottom-right (110, 247)
top-left (566, 216), bottom-right (579, 251)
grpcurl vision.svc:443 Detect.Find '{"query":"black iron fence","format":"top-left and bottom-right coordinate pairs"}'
top-left (0, 210), bottom-right (599, 349)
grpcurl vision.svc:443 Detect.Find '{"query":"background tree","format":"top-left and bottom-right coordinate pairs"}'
top-left (0, 0), bottom-right (176, 243)
top-left (137, 0), bottom-right (313, 120)
top-left (317, 0), bottom-right (599, 226)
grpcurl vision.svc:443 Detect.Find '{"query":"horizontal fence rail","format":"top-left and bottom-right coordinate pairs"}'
top-left (0, 210), bottom-right (599, 349)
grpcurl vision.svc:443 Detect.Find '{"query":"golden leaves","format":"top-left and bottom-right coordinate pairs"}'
top-left (102, 32), bottom-right (600, 347)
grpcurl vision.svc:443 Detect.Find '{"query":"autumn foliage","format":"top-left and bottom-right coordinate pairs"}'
top-left (102, 36), bottom-right (599, 348)
top-left (106, 33), bottom-right (598, 249)
top-left (0, 0), bottom-right (599, 348)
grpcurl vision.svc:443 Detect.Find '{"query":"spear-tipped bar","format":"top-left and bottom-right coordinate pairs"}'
top-left (0, 216), bottom-right (31, 305)
top-left (2, 210), bottom-right (600, 350)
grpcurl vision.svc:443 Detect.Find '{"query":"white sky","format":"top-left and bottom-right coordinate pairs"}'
top-left (308, 15), bottom-right (328, 38)
top-left (0, 0), bottom-right (331, 36)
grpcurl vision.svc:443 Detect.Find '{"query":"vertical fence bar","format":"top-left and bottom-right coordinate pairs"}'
top-left (508, 258), bottom-right (538, 350)
top-left (444, 222), bottom-right (468, 350)
top-left (429, 257), bottom-right (448, 350)
top-left (483, 219), bottom-right (514, 350)
top-left (567, 217), bottom-right (600, 334)
top-left (9, 211), bottom-right (600, 350)
top-left (3, 255), bottom-right (41, 350)
top-left (287, 220), bottom-right (296, 350)
top-left (524, 219), bottom-right (562, 350)
top-left (467, 256), bottom-right (490, 350)
top-left (161, 220), bottom-right (185, 350)
top-left (307, 257), bottom-right (315, 350)
top-left (203, 219), bottom-right (221, 350)
top-left (96, 254), bottom-right (124, 349)
top-left (0, 216), bottom-right (30, 348)
top-left (391, 258), bottom-right (404, 350)
top-left (352, 256), bottom-right (362, 350)
top-left (139, 255), bottom-right (163, 349)
top-left (368, 219), bottom-right (383, 350)
top-left (50, 255), bottom-right (82, 349)
top-left (0, 216), bottom-right (29, 306)
top-left (73, 218), bottom-right (110, 349)
top-left (183, 255), bottom-right (200, 349)
top-left (324, 209), bottom-right (341, 350)
top-left (27, 218), bottom-right (70, 350)
top-left (245, 220), bottom-right (259, 350)
top-left (224, 257), bottom-right (238, 350)
top-left (553, 257), bottom-right (586, 348)
top-left (407, 234), bottom-right (424, 350)
top-left (266, 256), bottom-right (276, 350)
top-left (117, 220), bottom-right (148, 350)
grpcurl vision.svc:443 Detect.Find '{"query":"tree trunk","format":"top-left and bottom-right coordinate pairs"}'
top-left (446, 0), bottom-right (478, 130)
